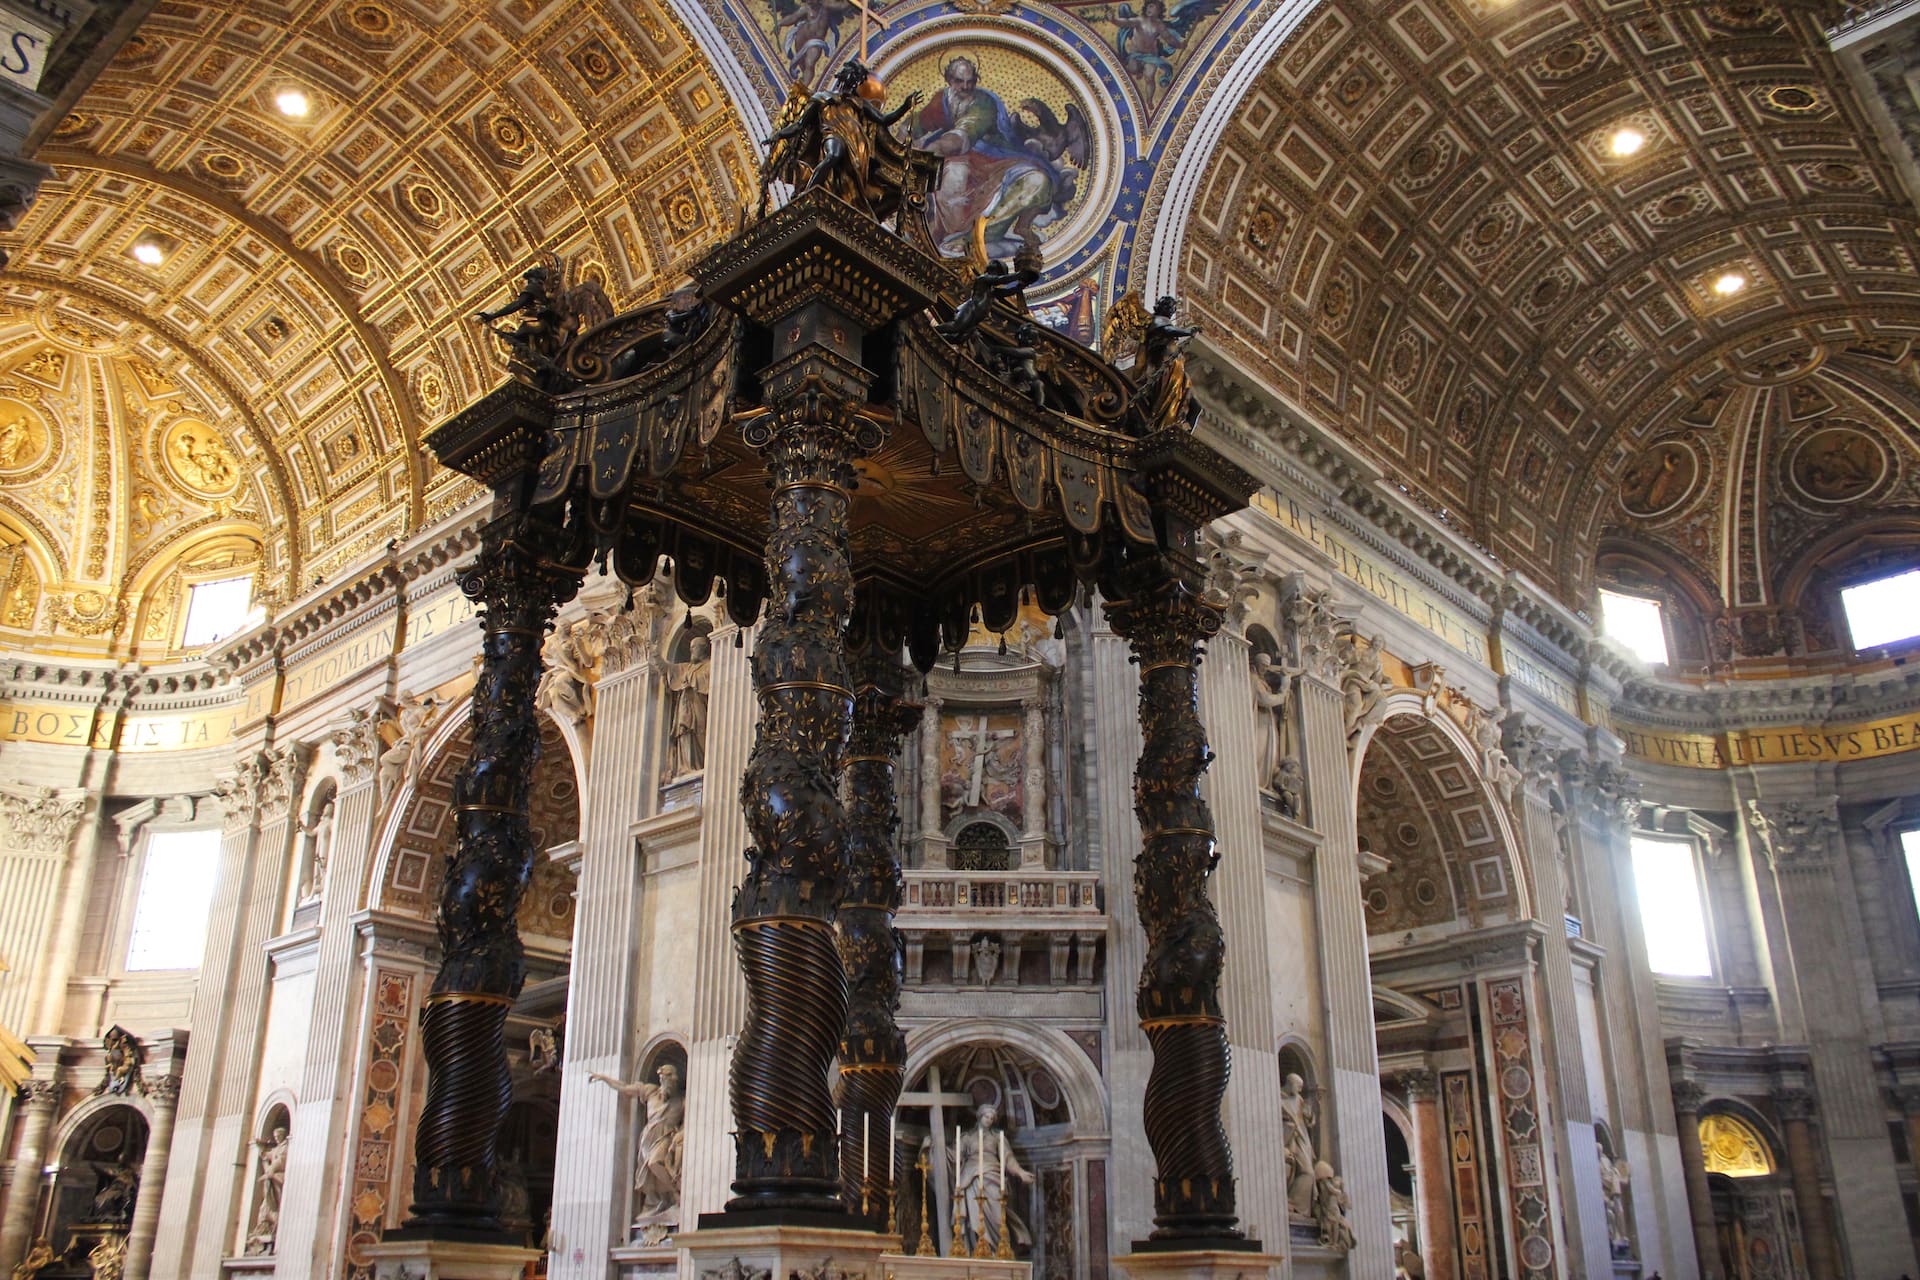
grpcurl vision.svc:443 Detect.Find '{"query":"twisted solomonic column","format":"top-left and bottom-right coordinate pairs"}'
top-left (837, 648), bottom-right (921, 1227)
top-left (405, 517), bottom-right (582, 1233)
top-left (1104, 573), bottom-right (1246, 1247)
top-left (726, 398), bottom-right (872, 1216)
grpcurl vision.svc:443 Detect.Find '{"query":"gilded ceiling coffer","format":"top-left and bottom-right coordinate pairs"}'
top-left (837, 639), bottom-right (923, 1228)
top-left (423, 54), bottom-right (1257, 1239)
top-left (403, 510), bottom-right (586, 1237)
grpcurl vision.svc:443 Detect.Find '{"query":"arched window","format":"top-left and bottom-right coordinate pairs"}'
top-left (1699, 1113), bottom-right (1774, 1178)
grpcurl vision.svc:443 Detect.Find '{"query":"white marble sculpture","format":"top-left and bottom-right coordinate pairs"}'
top-left (591, 1062), bottom-right (686, 1237)
top-left (660, 633), bottom-right (712, 780)
top-left (1280, 1072), bottom-right (1318, 1220)
top-left (944, 1102), bottom-right (1034, 1255)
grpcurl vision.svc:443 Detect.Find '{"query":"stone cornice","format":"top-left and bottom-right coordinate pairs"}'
top-left (1613, 664), bottom-right (1920, 733)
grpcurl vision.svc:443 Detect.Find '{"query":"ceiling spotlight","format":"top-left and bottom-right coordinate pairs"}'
top-left (1713, 272), bottom-right (1747, 296)
top-left (130, 236), bottom-right (167, 266)
top-left (1609, 127), bottom-right (1646, 157)
top-left (275, 88), bottom-right (311, 118)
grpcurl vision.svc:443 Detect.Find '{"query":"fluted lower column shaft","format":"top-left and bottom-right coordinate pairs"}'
top-left (726, 403), bottom-right (861, 1214)
top-left (1104, 579), bottom-right (1242, 1244)
top-left (406, 519), bottom-right (580, 1232)
top-left (837, 651), bottom-right (920, 1228)
top-left (1671, 1095), bottom-right (1723, 1280)
top-left (1779, 1104), bottom-right (1839, 1280)
top-left (123, 1076), bottom-right (180, 1280)
top-left (919, 695), bottom-right (943, 864)
top-left (549, 661), bottom-right (659, 1277)
top-left (0, 1079), bottom-right (61, 1268)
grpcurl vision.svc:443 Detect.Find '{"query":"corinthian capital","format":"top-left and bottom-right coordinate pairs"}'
top-left (1746, 798), bottom-right (1839, 871)
top-left (213, 752), bottom-right (264, 832)
top-left (257, 742), bottom-right (314, 825)
top-left (329, 706), bottom-right (385, 787)
top-left (0, 785), bottom-right (89, 853)
top-left (1279, 576), bottom-right (1345, 681)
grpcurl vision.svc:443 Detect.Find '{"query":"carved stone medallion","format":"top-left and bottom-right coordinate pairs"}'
top-left (0, 398), bottom-right (53, 478)
top-left (1618, 439), bottom-right (1699, 519)
top-left (1788, 424), bottom-right (1886, 505)
top-left (161, 419), bottom-right (241, 497)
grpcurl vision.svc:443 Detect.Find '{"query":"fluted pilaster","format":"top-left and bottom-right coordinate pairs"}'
top-left (548, 656), bottom-right (662, 1275)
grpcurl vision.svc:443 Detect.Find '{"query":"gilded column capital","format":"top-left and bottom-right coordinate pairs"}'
top-left (1773, 1087), bottom-right (1817, 1121)
top-left (1394, 1068), bottom-right (1437, 1101)
top-left (19, 1077), bottom-right (61, 1108)
top-left (0, 785), bottom-right (90, 853)
top-left (142, 1072), bottom-right (180, 1106)
top-left (1746, 798), bottom-right (1840, 872)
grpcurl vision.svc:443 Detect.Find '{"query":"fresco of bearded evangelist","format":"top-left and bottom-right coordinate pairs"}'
top-left (904, 52), bottom-right (1091, 259)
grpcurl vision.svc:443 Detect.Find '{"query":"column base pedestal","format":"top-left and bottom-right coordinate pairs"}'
top-left (1114, 1247), bottom-right (1284, 1280)
top-left (360, 1237), bottom-right (541, 1280)
top-left (879, 1256), bottom-right (1031, 1278)
top-left (677, 1223), bottom-right (896, 1279)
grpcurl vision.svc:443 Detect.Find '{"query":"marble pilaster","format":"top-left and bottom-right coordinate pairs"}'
top-left (678, 623), bottom-right (755, 1224)
top-left (1401, 1072), bottom-right (1453, 1280)
top-left (1295, 667), bottom-right (1392, 1276)
top-left (1746, 797), bottom-right (1918, 1276)
top-left (920, 693), bottom-right (944, 867)
top-left (1089, 613), bottom-right (1153, 1248)
top-left (1195, 628), bottom-right (1286, 1248)
top-left (0, 1072), bottom-right (62, 1270)
top-left (124, 1070), bottom-right (181, 1280)
top-left (1774, 1089), bottom-right (1839, 1280)
top-left (1510, 770), bottom-right (1609, 1278)
top-left (273, 712), bottom-right (383, 1280)
top-left (0, 783), bottom-right (94, 1036)
top-left (548, 655), bottom-right (663, 1277)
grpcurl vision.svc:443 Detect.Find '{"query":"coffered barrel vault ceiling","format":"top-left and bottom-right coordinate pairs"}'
top-left (0, 0), bottom-right (755, 654)
top-left (1184, 0), bottom-right (1920, 611)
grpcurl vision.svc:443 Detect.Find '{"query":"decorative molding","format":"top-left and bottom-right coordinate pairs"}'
top-left (1772, 1087), bottom-right (1817, 1121)
top-left (1670, 1079), bottom-right (1706, 1114)
top-left (214, 752), bottom-right (264, 831)
top-left (330, 706), bottom-right (384, 787)
top-left (1746, 799), bottom-right (1841, 872)
top-left (258, 742), bottom-right (314, 825)
top-left (0, 784), bottom-right (88, 853)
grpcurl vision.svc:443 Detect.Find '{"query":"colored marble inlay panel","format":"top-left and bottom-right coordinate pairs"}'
top-left (1485, 976), bottom-right (1552, 1279)
top-left (1442, 1070), bottom-right (1488, 1280)
top-left (346, 967), bottom-right (416, 1280)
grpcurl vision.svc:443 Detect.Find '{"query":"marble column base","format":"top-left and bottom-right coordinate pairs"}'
top-left (1114, 1249), bottom-right (1284, 1280)
top-left (218, 1258), bottom-right (279, 1276)
top-left (675, 1225), bottom-right (895, 1280)
top-left (360, 1238), bottom-right (541, 1280)
top-left (609, 1240), bottom-right (678, 1279)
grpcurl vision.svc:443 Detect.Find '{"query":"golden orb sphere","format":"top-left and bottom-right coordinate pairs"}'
top-left (858, 75), bottom-right (886, 101)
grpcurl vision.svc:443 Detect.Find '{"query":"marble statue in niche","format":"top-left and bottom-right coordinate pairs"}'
top-left (660, 631), bottom-right (712, 780)
top-left (1251, 650), bottom-right (1299, 791)
top-left (590, 1062), bottom-right (686, 1240)
top-left (1312, 1161), bottom-right (1356, 1251)
top-left (244, 1124), bottom-right (288, 1255)
top-left (1600, 1147), bottom-right (1633, 1257)
top-left (939, 1102), bottom-right (1034, 1255)
top-left (297, 795), bottom-right (335, 902)
top-left (1280, 1072), bottom-right (1318, 1220)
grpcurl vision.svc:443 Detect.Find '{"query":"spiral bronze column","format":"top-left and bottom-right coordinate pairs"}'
top-left (837, 645), bottom-right (921, 1228)
top-left (404, 516), bottom-right (581, 1234)
top-left (724, 393), bottom-right (870, 1216)
top-left (1104, 570), bottom-right (1247, 1247)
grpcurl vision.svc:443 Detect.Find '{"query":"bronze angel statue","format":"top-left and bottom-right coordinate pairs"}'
top-left (472, 255), bottom-right (614, 388)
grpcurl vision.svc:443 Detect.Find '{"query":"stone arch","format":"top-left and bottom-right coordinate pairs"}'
top-left (366, 698), bottom-right (581, 945)
top-left (1696, 1101), bottom-right (1785, 1178)
top-left (47, 1098), bottom-right (150, 1253)
top-left (905, 1019), bottom-right (1109, 1136)
top-left (1350, 694), bottom-right (1534, 939)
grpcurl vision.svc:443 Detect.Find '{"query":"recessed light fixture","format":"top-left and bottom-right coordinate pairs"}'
top-left (275, 88), bottom-right (311, 118)
top-left (1713, 272), bottom-right (1747, 296)
top-left (130, 235), bottom-right (168, 266)
top-left (1609, 127), bottom-right (1646, 157)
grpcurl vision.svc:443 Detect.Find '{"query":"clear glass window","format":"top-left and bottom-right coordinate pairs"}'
top-left (181, 575), bottom-right (254, 648)
top-left (1630, 834), bottom-right (1713, 977)
top-left (1903, 829), bottom-right (1920, 925)
top-left (125, 829), bottom-right (222, 971)
top-left (1841, 568), bottom-right (1920, 650)
top-left (1601, 590), bottom-right (1670, 666)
